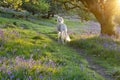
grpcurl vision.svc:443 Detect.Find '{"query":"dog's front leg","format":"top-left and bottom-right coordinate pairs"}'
top-left (61, 32), bottom-right (65, 44)
top-left (58, 32), bottom-right (61, 42)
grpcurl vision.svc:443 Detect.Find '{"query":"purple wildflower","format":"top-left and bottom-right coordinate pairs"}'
top-left (1, 78), bottom-right (4, 80)
top-left (10, 75), bottom-right (14, 79)
top-left (103, 43), bottom-right (108, 48)
top-left (7, 70), bottom-right (11, 75)
top-left (16, 78), bottom-right (20, 80)
top-left (39, 74), bottom-right (43, 79)
top-left (28, 76), bottom-right (32, 80)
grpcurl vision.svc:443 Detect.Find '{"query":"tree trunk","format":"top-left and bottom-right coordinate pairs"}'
top-left (51, 13), bottom-right (54, 17)
top-left (97, 11), bottom-right (119, 37)
top-left (100, 20), bottom-right (116, 36)
top-left (79, 0), bottom-right (118, 37)
top-left (101, 23), bottom-right (119, 38)
top-left (47, 13), bottom-right (50, 19)
top-left (101, 25), bottom-right (115, 36)
top-left (90, 7), bottom-right (118, 37)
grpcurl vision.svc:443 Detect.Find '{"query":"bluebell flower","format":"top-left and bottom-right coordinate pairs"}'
top-left (16, 78), bottom-right (20, 80)
top-left (1, 78), bottom-right (4, 80)
top-left (39, 74), bottom-right (43, 79)
top-left (10, 75), bottom-right (14, 79)
top-left (7, 70), bottom-right (11, 75)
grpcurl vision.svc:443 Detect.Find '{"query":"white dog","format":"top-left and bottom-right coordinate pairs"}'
top-left (56, 16), bottom-right (71, 44)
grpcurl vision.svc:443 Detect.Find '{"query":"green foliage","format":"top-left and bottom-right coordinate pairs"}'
top-left (0, 0), bottom-right (29, 9)
top-left (46, 0), bottom-right (64, 13)
top-left (78, 10), bottom-right (96, 21)
top-left (0, 0), bottom-right (49, 15)
top-left (22, 0), bottom-right (49, 15)
top-left (112, 70), bottom-right (120, 80)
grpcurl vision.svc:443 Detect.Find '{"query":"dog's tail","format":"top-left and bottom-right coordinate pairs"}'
top-left (66, 34), bottom-right (71, 42)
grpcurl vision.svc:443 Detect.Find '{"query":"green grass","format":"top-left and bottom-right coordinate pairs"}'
top-left (0, 17), bottom-right (106, 80)
top-left (69, 36), bottom-right (120, 79)
top-left (1, 15), bottom-right (120, 80)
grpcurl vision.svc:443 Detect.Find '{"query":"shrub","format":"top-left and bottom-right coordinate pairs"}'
top-left (21, 0), bottom-right (49, 15)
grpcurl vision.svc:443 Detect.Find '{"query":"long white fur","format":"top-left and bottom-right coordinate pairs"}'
top-left (57, 16), bottom-right (71, 44)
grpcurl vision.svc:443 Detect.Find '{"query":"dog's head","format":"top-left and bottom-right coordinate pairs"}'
top-left (57, 16), bottom-right (64, 24)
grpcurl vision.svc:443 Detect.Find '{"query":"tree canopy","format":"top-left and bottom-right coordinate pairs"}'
top-left (21, 0), bottom-right (49, 15)
top-left (0, 0), bottom-right (49, 13)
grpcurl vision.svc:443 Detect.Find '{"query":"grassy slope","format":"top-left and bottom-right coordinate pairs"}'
top-left (0, 16), bottom-right (119, 80)
top-left (0, 17), bottom-right (105, 80)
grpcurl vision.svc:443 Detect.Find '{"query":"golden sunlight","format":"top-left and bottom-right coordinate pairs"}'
top-left (115, 0), bottom-right (120, 14)
top-left (117, 0), bottom-right (120, 6)
top-left (118, 0), bottom-right (120, 3)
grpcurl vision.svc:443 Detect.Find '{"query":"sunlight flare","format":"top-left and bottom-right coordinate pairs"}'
top-left (117, 0), bottom-right (120, 7)
top-left (115, 0), bottom-right (120, 14)
top-left (118, 0), bottom-right (120, 4)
